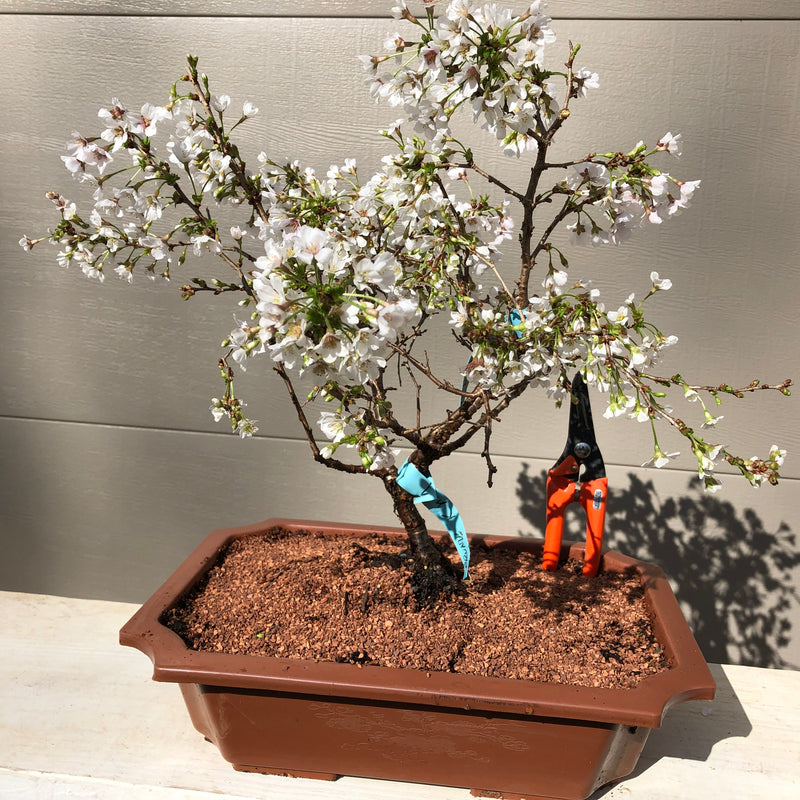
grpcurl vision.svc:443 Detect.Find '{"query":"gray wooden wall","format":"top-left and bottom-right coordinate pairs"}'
top-left (1, 0), bottom-right (798, 670)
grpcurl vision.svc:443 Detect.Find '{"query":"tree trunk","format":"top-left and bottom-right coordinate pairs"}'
top-left (383, 472), bottom-right (458, 607)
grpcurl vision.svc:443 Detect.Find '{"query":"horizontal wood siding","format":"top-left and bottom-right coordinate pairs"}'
top-left (2, 1), bottom-right (800, 18)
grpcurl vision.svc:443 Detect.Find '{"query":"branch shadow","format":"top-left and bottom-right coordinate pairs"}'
top-left (516, 464), bottom-right (800, 669)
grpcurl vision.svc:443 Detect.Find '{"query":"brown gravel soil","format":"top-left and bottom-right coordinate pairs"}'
top-left (164, 526), bottom-right (668, 690)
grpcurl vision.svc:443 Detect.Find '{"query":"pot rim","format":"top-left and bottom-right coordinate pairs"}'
top-left (120, 517), bottom-right (715, 728)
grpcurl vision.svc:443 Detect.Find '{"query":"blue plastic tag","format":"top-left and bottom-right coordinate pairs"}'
top-left (396, 460), bottom-right (470, 579)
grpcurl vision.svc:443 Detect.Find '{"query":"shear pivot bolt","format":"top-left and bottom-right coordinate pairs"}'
top-left (574, 442), bottom-right (591, 459)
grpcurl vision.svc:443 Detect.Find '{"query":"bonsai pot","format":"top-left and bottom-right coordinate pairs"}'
top-left (120, 518), bottom-right (715, 800)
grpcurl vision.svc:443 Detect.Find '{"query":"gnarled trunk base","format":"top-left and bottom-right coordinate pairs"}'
top-left (383, 473), bottom-right (458, 606)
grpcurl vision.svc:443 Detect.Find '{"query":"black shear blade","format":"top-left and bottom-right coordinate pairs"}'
top-left (560, 373), bottom-right (606, 481)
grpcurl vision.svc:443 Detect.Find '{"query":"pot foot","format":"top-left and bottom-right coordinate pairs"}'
top-left (233, 764), bottom-right (340, 781)
top-left (470, 789), bottom-right (555, 800)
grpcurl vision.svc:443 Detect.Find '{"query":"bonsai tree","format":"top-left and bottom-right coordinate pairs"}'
top-left (22, 0), bottom-right (790, 602)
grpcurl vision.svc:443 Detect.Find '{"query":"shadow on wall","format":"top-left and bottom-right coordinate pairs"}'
top-left (516, 464), bottom-right (800, 669)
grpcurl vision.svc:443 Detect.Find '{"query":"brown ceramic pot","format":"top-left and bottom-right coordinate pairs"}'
top-left (120, 518), bottom-right (715, 800)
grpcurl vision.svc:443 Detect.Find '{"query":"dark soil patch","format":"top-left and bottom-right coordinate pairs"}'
top-left (164, 527), bottom-right (668, 690)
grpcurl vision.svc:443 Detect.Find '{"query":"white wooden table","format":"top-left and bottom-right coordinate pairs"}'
top-left (1, 590), bottom-right (798, 799)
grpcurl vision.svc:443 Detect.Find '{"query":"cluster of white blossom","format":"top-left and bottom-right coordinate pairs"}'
top-left (365, 1), bottom-right (568, 156)
top-left (231, 141), bottom-right (513, 465)
top-left (315, 404), bottom-right (401, 472)
top-left (451, 270), bottom-right (681, 412)
top-left (220, 142), bottom-right (513, 396)
top-left (30, 90), bottom-right (262, 286)
top-left (22, 1), bottom-right (788, 487)
top-left (564, 138), bottom-right (701, 247)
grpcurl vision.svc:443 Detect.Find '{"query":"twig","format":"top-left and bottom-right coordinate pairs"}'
top-left (634, 372), bottom-right (793, 398)
top-left (541, 42), bottom-right (580, 145)
top-left (439, 378), bottom-right (532, 459)
top-left (516, 42), bottom-right (582, 305)
top-left (187, 70), bottom-right (270, 226)
top-left (403, 363), bottom-right (423, 433)
top-left (545, 155), bottom-right (600, 170)
top-left (480, 390), bottom-right (499, 488)
top-left (471, 249), bottom-right (519, 308)
top-left (273, 364), bottom-right (366, 475)
top-left (386, 341), bottom-right (478, 399)
top-left (451, 159), bottom-right (531, 207)
top-left (528, 196), bottom-right (577, 267)
top-left (684, 377), bottom-right (792, 397)
top-left (366, 376), bottom-right (424, 448)
top-left (517, 145), bottom-right (548, 304)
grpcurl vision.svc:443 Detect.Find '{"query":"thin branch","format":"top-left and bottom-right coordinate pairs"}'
top-left (272, 364), bottom-right (366, 475)
top-left (515, 42), bottom-right (582, 304)
top-left (677, 377), bottom-right (792, 397)
top-left (166, 240), bottom-right (261, 263)
top-left (540, 42), bottom-right (580, 146)
top-left (471, 248), bottom-right (519, 308)
top-left (439, 378), bottom-right (532, 459)
top-left (630, 371), bottom-right (793, 398)
top-left (386, 341), bottom-right (478, 399)
top-left (517, 142), bottom-right (549, 304)
top-left (452, 159), bottom-right (531, 207)
top-left (544, 155), bottom-right (600, 170)
top-left (367, 376), bottom-right (424, 448)
top-left (401, 420), bottom-right (445, 435)
top-left (188, 72), bottom-right (270, 226)
top-left (402, 363), bottom-right (423, 433)
top-left (529, 196), bottom-right (576, 266)
top-left (479, 390), bottom-right (499, 488)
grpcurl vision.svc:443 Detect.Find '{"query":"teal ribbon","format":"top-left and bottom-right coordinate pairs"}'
top-left (396, 460), bottom-right (470, 579)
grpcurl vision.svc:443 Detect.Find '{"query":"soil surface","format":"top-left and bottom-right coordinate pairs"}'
top-left (164, 527), bottom-right (668, 690)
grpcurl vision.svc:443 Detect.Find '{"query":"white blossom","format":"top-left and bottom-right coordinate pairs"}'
top-left (129, 103), bottom-right (170, 137)
top-left (657, 131), bottom-right (682, 156)
top-left (235, 418), bottom-right (258, 437)
top-left (211, 94), bottom-right (231, 112)
top-left (292, 226), bottom-right (332, 265)
top-left (376, 297), bottom-right (420, 340)
top-left (353, 252), bottom-right (400, 291)
top-left (574, 68), bottom-right (600, 97)
top-left (369, 446), bottom-right (400, 471)
top-left (317, 411), bottom-right (348, 442)
top-left (650, 271), bottom-right (672, 291)
top-left (642, 449), bottom-right (680, 469)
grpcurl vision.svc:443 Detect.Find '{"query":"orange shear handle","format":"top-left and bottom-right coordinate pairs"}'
top-left (577, 476), bottom-right (607, 577)
top-left (544, 457), bottom-right (607, 576)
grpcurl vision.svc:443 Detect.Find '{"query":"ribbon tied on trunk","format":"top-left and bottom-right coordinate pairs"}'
top-left (396, 460), bottom-right (470, 579)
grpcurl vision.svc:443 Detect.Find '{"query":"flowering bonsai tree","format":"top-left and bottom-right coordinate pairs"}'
top-left (22, 0), bottom-right (790, 601)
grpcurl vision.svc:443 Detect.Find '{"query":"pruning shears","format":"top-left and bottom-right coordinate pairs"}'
top-left (544, 373), bottom-right (608, 577)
